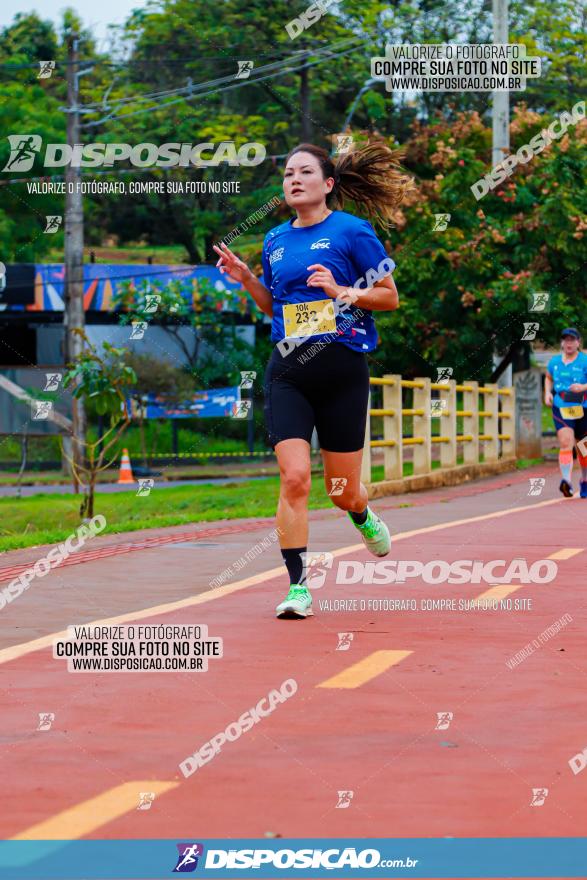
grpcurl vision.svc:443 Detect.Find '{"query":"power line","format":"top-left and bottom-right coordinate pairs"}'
top-left (0, 39), bottom-right (356, 69)
top-left (81, 39), bottom-right (366, 128)
top-left (77, 36), bottom-right (364, 115)
top-left (79, 51), bottom-right (314, 112)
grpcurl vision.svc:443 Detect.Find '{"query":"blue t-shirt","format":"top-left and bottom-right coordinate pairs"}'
top-left (547, 352), bottom-right (587, 408)
top-left (261, 210), bottom-right (395, 353)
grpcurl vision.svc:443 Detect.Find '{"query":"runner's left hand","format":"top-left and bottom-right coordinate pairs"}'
top-left (569, 383), bottom-right (587, 393)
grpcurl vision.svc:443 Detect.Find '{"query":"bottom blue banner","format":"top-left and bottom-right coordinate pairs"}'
top-left (0, 838), bottom-right (586, 879)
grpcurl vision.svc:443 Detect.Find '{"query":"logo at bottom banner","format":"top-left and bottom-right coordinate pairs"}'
top-left (181, 847), bottom-right (391, 870)
top-left (173, 843), bottom-right (205, 872)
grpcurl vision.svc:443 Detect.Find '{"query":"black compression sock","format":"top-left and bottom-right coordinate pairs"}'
top-left (349, 507), bottom-right (368, 526)
top-left (281, 547), bottom-right (307, 585)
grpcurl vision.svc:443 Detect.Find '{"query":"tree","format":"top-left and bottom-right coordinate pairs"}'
top-left (63, 332), bottom-right (137, 518)
top-left (368, 107), bottom-right (587, 380)
top-left (77, 0), bottom-right (366, 258)
top-left (0, 75), bottom-right (64, 259)
top-left (510, 0), bottom-right (587, 112)
top-left (0, 12), bottom-right (58, 62)
top-left (0, 10), bottom-right (113, 260)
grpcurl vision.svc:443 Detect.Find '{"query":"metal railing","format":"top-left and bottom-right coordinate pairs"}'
top-left (361, 376), bottom-right (516, 484)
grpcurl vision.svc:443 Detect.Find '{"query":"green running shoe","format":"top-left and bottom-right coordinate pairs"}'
top-left (348, 506), bottom-right (391, 557)
top-left (276, 584), bottom-right (313, 619)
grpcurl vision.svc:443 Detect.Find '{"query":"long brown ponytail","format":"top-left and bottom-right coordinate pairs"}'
top-left (285, 140), bottom-right (413, 228)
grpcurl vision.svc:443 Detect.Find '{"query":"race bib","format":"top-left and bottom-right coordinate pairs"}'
top-left (560, 405), bottom-right (583, 420)
top-left (282, 299), bottom-right (336, 338)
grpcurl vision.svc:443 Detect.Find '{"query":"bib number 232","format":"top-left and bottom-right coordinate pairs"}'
top-left (282, 299), bottom-right (336, 338)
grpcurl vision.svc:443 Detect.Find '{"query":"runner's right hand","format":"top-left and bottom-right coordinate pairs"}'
top-left (213, 242), bottom-right (252, 285)
top-left (544, 391), bottom-right (553, 406)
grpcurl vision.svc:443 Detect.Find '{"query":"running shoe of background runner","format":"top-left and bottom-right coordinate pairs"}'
top-left (580, 480), bottom-right (587, 498)
top-left (559, 479), bottom-right (573, 498)
top-left (276, 584), bottom-right (313, 619)
top-left (348, 507), bottom-right (391, 556)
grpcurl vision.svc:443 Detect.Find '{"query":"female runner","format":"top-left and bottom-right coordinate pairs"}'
top-left (214, 141), bottom-right (411, 618)
top-left (544, 327), bottom-right (587, 497)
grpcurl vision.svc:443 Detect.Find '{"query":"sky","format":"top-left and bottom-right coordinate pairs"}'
top-left (5, 0), bottom-right (147, 47)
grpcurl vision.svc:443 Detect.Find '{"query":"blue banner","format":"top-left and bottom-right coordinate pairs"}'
top-left (7, 264), bottom-right (246, 314)
top-left (0, 838), bottom-right (586, 879)
top-left (128, 388), bottom-right (240, 419)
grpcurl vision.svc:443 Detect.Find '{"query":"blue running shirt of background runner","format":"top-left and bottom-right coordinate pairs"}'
top-left (547, 352), bottom-right (587, 409)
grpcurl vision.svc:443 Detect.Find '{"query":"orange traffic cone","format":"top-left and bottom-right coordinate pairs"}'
top-left (117, 448), bottom-right (135, 484)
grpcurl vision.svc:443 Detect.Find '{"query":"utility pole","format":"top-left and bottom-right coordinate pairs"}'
top-left (63, 33), bottom-right (86, 490)
top-left (492, 0), bottom-right (513, 392)
top-left (299, 51), bottom-right (311, 141)
top-left (492, 0), bottom-right (510, 166)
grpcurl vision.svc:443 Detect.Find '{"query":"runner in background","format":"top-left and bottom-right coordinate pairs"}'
top-left (544, 328), bottom-right (587, 498)
top-left (214, 141), bottom-right (412, 619)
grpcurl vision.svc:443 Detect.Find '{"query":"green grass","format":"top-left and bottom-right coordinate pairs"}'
top-left (0, 434), bottom-right (63, 465)
top-left (0, 461), bottom-right (285, 485)
top-left (515, 457), bottom-right (543, 469)
top-left (0, 454), bottom-right (543, 553)
top-left (0, 478), bottom-right (305, 552)
top-left (0, 423), bottom-right (265, 465)
top-left (46, 245), bottom-right (191, 264)
top-left (0, 472), bottom-right (71, 485)
top-left (46, 238), bottom-right (267, 265)
top-left (542, 403), bottom-right (555, 433)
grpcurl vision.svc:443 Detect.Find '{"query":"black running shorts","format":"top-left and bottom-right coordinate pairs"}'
top-left (264, 339), bottom-right (370, 452)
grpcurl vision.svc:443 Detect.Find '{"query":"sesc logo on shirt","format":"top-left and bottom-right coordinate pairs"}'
top-left (310, 237), bottom-right (330, 249)
top-left (269, 246), bottom-right (285, 265)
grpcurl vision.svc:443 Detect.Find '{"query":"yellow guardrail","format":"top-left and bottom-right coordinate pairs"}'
top-left (362, 375), bottom-right (516, 485)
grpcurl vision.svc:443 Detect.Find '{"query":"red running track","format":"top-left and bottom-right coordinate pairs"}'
top-left (0, 471), bottom-right (585, 878)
